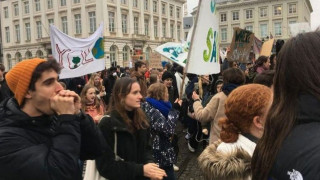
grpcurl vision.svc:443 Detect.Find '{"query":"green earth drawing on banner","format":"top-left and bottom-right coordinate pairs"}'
top-left (92, 37), bottom-right (104, 59)
top-left (72, 56), bottom-right (81, 69)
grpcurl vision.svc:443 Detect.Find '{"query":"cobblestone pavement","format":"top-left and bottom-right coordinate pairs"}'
top-left (174, 122), bottom-right (205, 180)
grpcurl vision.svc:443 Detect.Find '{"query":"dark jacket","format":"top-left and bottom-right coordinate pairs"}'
top-left (0, 79), bottom-right (13, 103)
top-left (270, 94), bottom-right (320, 180)
top-left (141, 102), bottom-right (179, 167)
top-left (96, 110), bottom-right (153, 180)
top-left (0, 98), bottom-right (106, 180)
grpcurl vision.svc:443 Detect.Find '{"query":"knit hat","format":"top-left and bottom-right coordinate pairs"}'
top-left (162, 71), bottom-right (174, 81)
top-left (6, 58), bottom-right (46, 105)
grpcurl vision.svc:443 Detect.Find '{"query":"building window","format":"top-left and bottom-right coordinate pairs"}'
top-left (288, 20), bottom-right (296, 35)
top-left (36, 21), bottom-right (42, 39)
top-left (133, 0), bottom-right (138, 8)
top-left (220, 13), bottom-right (227, 22)
top-left (260, 7), bottom-right (267, 17)
top-left (245, 25), bottom-right (253, 32)
top-left (7, 54), bottom-right (12, 69)
top-left (25, 51), bottom-right (32, 59)
top-left (61, 0), bottom-right (66, 6)
top-left (232, 11), bottom-right (239, 21)
top-left (123, 46), bottom-right (129, 61)
top-left (162, 3), bottom-right (166, 15)
top-left (144, 0), bottom-right (149, 11)
top-left (36, 50), bottom-right (44, 58)
top-left (260, 24), bottom-right (267, 38)
top-left (26, 23), bottom-right (31, 41)
top-left (75, 14), bottom-right (82, 34)
top-left (14, 4), bottom-right (19, 16)
top-left (122, 14), bottom-right (128, 34)
top-left (176, 8), bottom-right (180, 18)
top-left (144, 20), bottom-right (149, 36)
top-left (74, 0), bottom-right (80, 3)
top-left (246, 9), bottom-right (253, 19)
top-left (134, 17), bottom-right (139, 34)
top-left (177, 25), bottom-right (181, 40)
top-left (61, 16), bottom-right (68, 34)
top-left (289, 4), bottom-right (297, 14)
top-left (16, 52), bottom-right (22, 62)
top-left (274, 5), bottom-right (282, 16)
top-left (170, 24), bottom-right (174, 38)
top-left (170, 5), bottom-right (174, 17)
top-left (154, 21), bottom-right (158, 37)
top-left (48, 0), bottom-right (53, 9)
top-left (221, 28), bottom-right (227, 41)
top-left (274, 22), bottom-right (282, 36)
top-left (24, 1), bottom-right (29, 14)
top-left (121, 0), bottom-right (126, 5)
top-left (162, 22), bottom-right (166, 37)
top-left (35, 0), bottom-right (41, 11)
top-left (153, 1), bottom-right (157, 13)
top-left (145, 47), bottom-right (151, 61)
top-left (89, 12), bottom-right (96, 33)
top-left (4, 7), bottom-right (9, 18)
top-left (48, 19), bottom-right (54, 29)
top-left (108, 12), bottom-right (115, 32)
top-left (5, 27), bottom-right (10, 43)
top-left (15, 25), bottom-right (20, 42)
top-left (110, 45), bottom-right (117, 65)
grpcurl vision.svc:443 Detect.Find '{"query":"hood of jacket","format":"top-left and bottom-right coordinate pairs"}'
top-left (198, 140), bottom-right (252, 180)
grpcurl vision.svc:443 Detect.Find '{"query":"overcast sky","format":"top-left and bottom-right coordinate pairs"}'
top-left (187, 0), bottom-right (320, 30)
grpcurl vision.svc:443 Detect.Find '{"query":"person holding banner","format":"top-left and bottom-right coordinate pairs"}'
top-left (0, 59), bottom-right (106, 179)
top-left (252, 32), bottom-right (320, 180)
top-left (192, 68), bottom-right (245, 144)
top-left (96, 78), bottom-right (167, 180)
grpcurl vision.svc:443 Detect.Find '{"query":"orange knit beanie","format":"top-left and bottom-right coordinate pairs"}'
top-left (6, 58), bottom-right (46, 105)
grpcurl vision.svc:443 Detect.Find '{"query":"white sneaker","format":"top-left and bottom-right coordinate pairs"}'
top-left (188, 142), bottom-right (195, 153)
top-left (173, 164), bottom-right (179, 171)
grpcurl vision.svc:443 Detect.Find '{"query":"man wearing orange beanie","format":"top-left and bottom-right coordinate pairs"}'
top-left (0, 58), bottom-right (106, 180)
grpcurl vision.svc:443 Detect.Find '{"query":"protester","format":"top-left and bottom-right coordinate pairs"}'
top-left (0, 63), bottom-right (12, 102)
top-left (142, 83), bottom-right (182, 180)
top-left (131, 61), bottom-right (148, 97)
top-left (0, 58), bottom-right (106, 179)
top-left (191, 68), bottom-right (245, 144)
top-left (269, 54), bottom-right (276, 70)
top-left (253, 56), bottom-right (270, 74)
top-left (252, 31), bottom-right (320, 179)
top-left (253, 70), bottom-right (275, 87)
top-left (68, 76), bottom-right (86, 95)
top-left (198, 84), bottom-right (272, 180)
top-left (162, 71), bottom-right (179, 105)
top-left (87, 72), bottom-right (107, 109)
top-left (96, 77), bottom-right (167, 180)
top-left (80, 84), bottom-right (105, 124)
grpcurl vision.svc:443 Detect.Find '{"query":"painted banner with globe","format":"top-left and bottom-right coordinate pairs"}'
top-left (50, 23), bottom-right (105, 79)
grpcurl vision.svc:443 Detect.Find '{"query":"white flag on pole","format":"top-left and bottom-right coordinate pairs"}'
top-left (50, 23), bottom-right (105, 79)
top-left (186, 0), bottom-right (220, 75)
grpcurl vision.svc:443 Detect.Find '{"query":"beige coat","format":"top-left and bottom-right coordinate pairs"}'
top-left (193, 92), bottom-right (227, 144)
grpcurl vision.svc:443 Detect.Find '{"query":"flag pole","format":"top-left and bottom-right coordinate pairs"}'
top-left (179, 0), bottom-right (202, 99)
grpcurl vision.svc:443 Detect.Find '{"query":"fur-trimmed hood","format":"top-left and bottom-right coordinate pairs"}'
top-left (198, 139), bottom-right (253, 180)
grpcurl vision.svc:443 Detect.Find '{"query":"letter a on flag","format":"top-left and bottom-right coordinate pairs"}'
top-left (50, 23), bottom-right (105, 79)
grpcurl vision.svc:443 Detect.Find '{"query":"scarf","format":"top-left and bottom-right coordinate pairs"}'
top-left (222, 83), bottom-right (240, 96)
top-left (146, 97), bottom-right (172, 118)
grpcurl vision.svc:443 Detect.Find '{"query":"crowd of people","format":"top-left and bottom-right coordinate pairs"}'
top-left (1, 31), bottom-right (320, 180)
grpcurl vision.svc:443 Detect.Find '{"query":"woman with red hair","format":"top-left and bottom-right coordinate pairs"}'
top-left (198, 84), bottom-right (272, 180)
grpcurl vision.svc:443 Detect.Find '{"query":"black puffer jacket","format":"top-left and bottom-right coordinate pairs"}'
top-left (0, 98), bottom-right (106, 180)
top-left (270, 94), bottom-right (320, 180)
top-left (96, 110), bottom-right (154, 180)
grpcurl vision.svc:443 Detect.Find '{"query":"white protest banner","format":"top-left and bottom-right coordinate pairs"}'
top-left (186, 0), bottom-right (220, 75)
top-left (50, 23), bottom-right (105, 79)
top-left (155, 42), bottom-right (188, 67)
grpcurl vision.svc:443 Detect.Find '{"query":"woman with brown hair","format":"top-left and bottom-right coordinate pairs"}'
top-left (252, 31), bottom-right (320, 179)
top-left (198, 84), bottom-right (272, 180)
top-left (141, 83), bottom-right (181, 180)
top-left (87, 73), bottom-right (107, 108)
top-left (96, 77), bottom-right (167, 180)
top-left (80, 85), bottom-right (104, 124)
